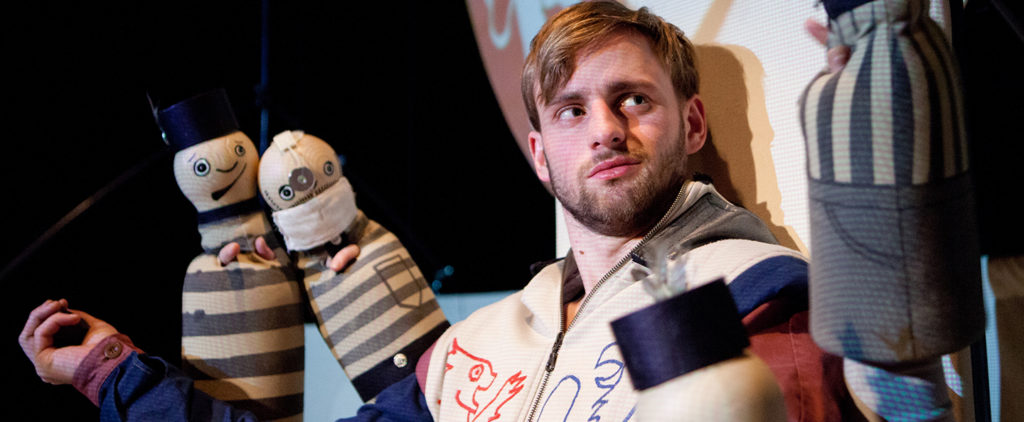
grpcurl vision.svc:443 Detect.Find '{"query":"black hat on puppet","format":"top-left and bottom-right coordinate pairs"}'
top-left (154, 89), bottom-right (240, 152)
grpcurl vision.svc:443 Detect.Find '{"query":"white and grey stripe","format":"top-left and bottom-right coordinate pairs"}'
top-left (802, 0), bottom-right (984, 364)
top-left (182, 211), bottom-right (305, 421)
top-left (298, 212), bottom-right (448, 401)
top-left (182, 326), bottom-right (304, 360)
top-left (184, 346), bottom-right (305, 379)
top-left (801, 0), bottom-right (968, 187)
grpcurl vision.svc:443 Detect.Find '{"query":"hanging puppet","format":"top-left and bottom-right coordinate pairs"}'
top-left (156, 90), bottom-right (305, 421)
top-left (801, 0), bottom-right (984, 419)
top-left (801, 0), bottom-right (983, 365)
top-left (609, 245), bottom-right (787, 421)
top-left (258, 130), bottom-right (448, 401)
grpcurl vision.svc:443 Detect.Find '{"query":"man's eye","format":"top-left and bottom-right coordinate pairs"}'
top-left (622, 95), bottom-right (646, 107)
top-left (234, 144), bottom-right (246, 156)
top-left (557, 107), bottom-right (584, 120)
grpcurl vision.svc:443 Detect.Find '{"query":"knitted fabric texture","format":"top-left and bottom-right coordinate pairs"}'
top-left (295, 211), bottom-right (448, 401)
top-left (182, 210), bottom-right (306, 421)
top-left (799, 0), bottom-right (983, 364)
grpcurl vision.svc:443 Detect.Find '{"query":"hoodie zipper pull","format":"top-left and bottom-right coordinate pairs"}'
top-left (545, 331), bottom-right (565, 372)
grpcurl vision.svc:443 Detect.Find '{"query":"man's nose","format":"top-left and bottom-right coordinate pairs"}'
top-left (588, 101), bottom-right (626, 150)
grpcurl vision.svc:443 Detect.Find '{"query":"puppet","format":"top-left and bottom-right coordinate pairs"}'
top-left (800, 0), bottom-right (982, 366)
top-left (610, 248), bottom-right (786, 421)
top-left (157, 90), bottom-right (305, 421)
top-left (801, 0), bottom-right (983, 418)
top-left (258, 130), bottom-right (448, 401)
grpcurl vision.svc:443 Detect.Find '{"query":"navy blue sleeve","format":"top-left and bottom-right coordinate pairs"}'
top-left (340, 374), bottom-right (433, 422)
top-left (97, 354), bottom-right (432, 421)
top-left (727, 255), bottom-right (808, 316)
top-left (98, 352), bottom-right (258, 422)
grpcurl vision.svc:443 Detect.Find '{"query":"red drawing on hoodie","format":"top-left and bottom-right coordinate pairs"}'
top-left (445, 338), bottom-right (527, 422)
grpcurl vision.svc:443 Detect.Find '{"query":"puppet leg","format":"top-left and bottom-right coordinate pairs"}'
top-left (800, 0), bottom-right (983, 365)
top-left (298, 212), bottom-right (449, 401)
top-left (182, 212), bottom-right (305, 421)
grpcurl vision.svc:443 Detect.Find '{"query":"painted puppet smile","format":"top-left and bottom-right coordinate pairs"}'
top-left (211, 161), bottom-right (247, 201)
top-left (216, 161), bottom-right (239, 173)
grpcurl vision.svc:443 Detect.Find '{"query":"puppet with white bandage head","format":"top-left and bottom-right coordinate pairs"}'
top-left (258, 130), bottom-right (449, 401)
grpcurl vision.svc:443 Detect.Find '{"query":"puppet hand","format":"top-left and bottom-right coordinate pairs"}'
top-left (218, 237), bottom-right (276, 265)
top-left (805, 18), bottom-right (850, 73)
top-left (329, 243), bottom-right (361, 273)
top-left (19, 299), bottom-right (119, 385)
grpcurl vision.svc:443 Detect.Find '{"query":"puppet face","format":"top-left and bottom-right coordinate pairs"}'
top-left (172, 131), bottom-right (259, 212)
top-left (258, 131), bottom-right (342, 211)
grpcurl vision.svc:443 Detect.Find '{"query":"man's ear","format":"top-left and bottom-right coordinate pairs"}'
top-left (528, 130), bottom-right (550, 183)
top-left (683, 94), bottom-right (707, 155)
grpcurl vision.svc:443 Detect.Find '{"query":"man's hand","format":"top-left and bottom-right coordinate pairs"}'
top-left (218, 236), bottom-right (276, 265)
top-left (19, 299), bottom-right (119, 385)
top-left (805, 19), bottom-right (851, 73)
top-left (218, 237), bottom-right (359, 272)
top-left (328, 243), bottom-right (360, 273)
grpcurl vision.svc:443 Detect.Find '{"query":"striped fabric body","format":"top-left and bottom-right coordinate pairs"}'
top-left (800, 0), bottom-right (983, 364)
top-left (296, 211), bottom-right (449, 401)
top-left (182, 210), bottom-right (305, 421)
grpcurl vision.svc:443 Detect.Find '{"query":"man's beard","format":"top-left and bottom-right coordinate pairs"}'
top-left (550, 147), bottom-right (687, 238)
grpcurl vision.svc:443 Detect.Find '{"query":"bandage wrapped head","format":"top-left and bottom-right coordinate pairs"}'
top-left (258, 130), bottom-right (357, 251)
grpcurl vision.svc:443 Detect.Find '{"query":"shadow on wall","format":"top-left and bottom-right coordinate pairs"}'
top-left (690, 44), bottom-right (806, 254)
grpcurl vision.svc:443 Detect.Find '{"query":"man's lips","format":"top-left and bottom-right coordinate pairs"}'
top-left (588, 156), bottom-right (641, 180)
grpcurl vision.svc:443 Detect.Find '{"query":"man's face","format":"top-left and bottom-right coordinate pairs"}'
top-left (529, 32), bottom-right (704, 237)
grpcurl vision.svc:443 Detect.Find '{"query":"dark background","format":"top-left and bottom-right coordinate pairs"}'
top-left (3, 1), bottom-right (553, 419)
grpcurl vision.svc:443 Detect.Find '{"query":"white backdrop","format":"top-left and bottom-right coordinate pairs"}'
top-left (465, 0), bottom-right (951, 257)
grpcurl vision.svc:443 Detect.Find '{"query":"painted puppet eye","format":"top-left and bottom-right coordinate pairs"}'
top-left (323, 161), bottom-right (335, 176)
top-left (194, 158), bottom-right (210, 177)
top-left (279, 185), bottom-right (295, 201)
top-left (234, 144), bottom-right (246, 156)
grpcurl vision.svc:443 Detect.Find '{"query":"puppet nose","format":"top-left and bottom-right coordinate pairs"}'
top-left (289, 167), bottom-right (316, 192)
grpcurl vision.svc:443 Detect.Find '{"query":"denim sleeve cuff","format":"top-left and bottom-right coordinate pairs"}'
top-left (71, 334), bottom-right (143, 406)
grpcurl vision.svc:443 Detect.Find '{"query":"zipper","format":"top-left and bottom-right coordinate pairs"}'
top-left (525, 310), bottom-right (566, 422)
top-left (524, 184), bottom-right (689, 422)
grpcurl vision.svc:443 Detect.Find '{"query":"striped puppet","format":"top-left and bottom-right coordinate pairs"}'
top-left (259, 130), bottom-right (449, 401)
top-left (800, 0), bottom-right (983, 366)
top-left (158, 90), bottom-right (306, 421)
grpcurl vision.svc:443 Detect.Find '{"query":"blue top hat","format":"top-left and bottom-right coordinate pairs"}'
top-left (156, 89), bottom-right (240, 151)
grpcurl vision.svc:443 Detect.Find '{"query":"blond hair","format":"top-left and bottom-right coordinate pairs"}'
top-left (521, 1), bottom-right (699, 130)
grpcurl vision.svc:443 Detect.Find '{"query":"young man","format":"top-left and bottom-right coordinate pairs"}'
top-left (417, 2), bottom-right (849, 420)
top-left (20, 2), bottom-right (853, 420)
